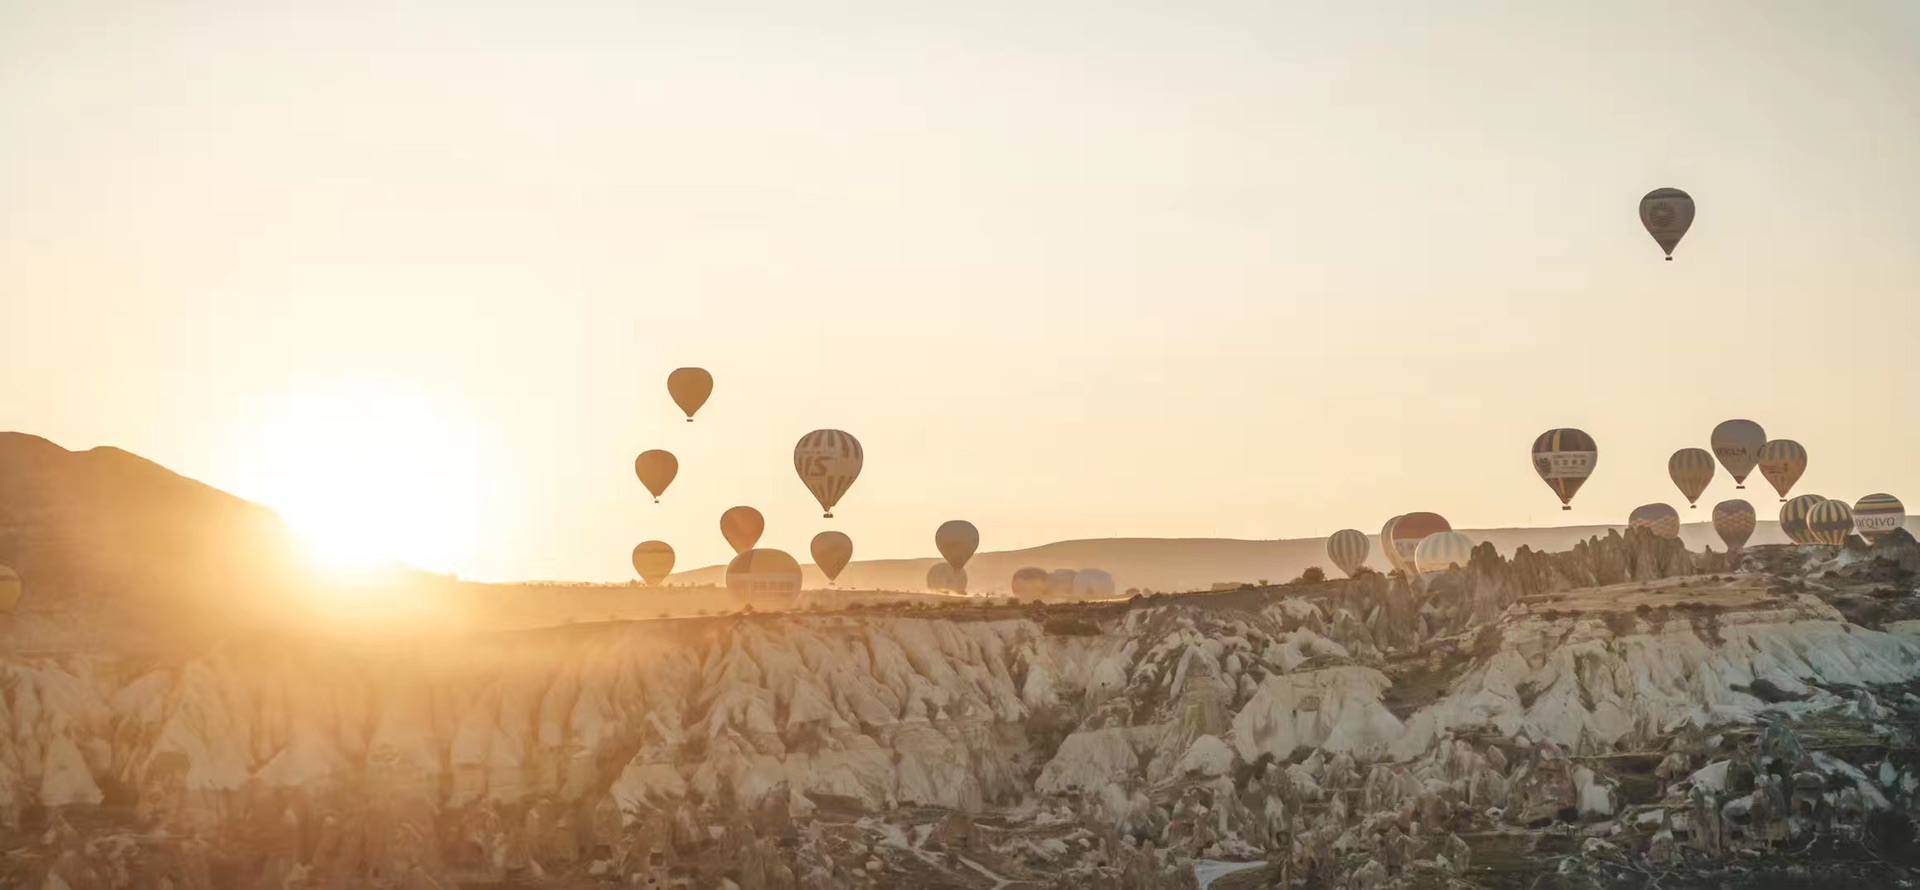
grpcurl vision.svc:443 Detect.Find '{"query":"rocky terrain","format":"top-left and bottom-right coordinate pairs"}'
top-left (5, 433), bottom-right (1920, 888)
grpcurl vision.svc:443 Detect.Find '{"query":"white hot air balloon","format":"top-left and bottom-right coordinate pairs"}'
top-left (1326, 529), bottom-right (1370, 578)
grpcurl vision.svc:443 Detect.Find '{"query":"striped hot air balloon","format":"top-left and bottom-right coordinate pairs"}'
top-left (1379, 516), bottom-right (1408, 573)
top-left (631, 541), bottom-right (675, 587)
top-left (727, 549), bottom-right (803, 598)
top-left (794, 430), bottom-right (863, 518)
top-left (1074, 568), bottom-right (1116, 599)
top-left (1628, 503), bottom-right (1681, 540)
top-left (1531, 428), bottom-right (1597, 510)
top-left (1805, 500), bottom-right (1855, 546)
top-left (1012, 567), bottom-right (1049, 598)
top-left (1712, 499), bottom-right (1756, 554)
top-left (810, 531), bottom-right (853, 583)
top-left (1779, 494), bottom-right (1826, 545)
top-left (1756, 440), bottom-right (1807, 502)
top-left (1389, 513), bottom-right (1451, 572)
top-left (1639, 188), bottom-right (1696, 260)
top-left (1853, 494), bottom-right (1906, 544)
top-left (1711, 420), bottom-right (1766, 489)
top-left (1414, 531), bottom-right (1477, 577)
top-left (1669, 448), bottom-right (1715, 508)
top-left (1326, 529), bottom-right (1370, 578)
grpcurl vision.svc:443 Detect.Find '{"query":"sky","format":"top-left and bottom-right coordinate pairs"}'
top-left (3, 0), bottom-right (1918, 583)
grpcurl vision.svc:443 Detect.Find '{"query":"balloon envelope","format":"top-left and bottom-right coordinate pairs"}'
top-left (1074, 568), bottom-right (1116, 599)
top-left (1712, 500), bottom-right (1756, 552)
top-left (1628, 504), bottom-right (1681, 540)
top-left (1326, 529), bottom-right (1370, 578)
top-left (726, 549), bottom-right (802, 597)
top-left (810, 531), bottom-right (853, 583)
top-left (1012, 567), bottom-right (1049, 598)
top-left (634, 450), bottom-right (679, 501)
top-left (1047, 569), bottom-right (1078, 599)
top-left (1389, 513), bottom-right (1451, 571)
top-left (1710, 420), bottom-right (1766, 488)
top-left (1639, 187), bottom-right (1695, 259)
top-left (1779, 494), bottom-right (1826, 545)
top-left (0, 566), bottom-right (20, 612)
top-left (1805, 500), bottom-right (1855, 546)
top-left (927, 562), bottom-right (968, 594)
top-left (1531, 429), bottom-right (1597, 509)
top-left (1669, 448), bottom-right (1715, 507)
top-left (794, 430), bottom-right (863, 518)
top-left (631, 541), bottom-right (675, 587)
top-left (1379, 516), bottom-right (1407, 574)
top-left (1414, 531), bottom-right (1477, 576)
top-left (1756, 440), bottom-right (1807, 501)
top-left (720, 506), bottom-right (765, 555)
top-left (935, 520), bottom-right (980, 570)
top-left (1853, 494), bottom-right (1906, 544)
top-left (667, 368), bottom-right (713, 421)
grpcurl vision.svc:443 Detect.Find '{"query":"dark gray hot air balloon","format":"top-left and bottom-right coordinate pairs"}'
top-left (1628, 504), bottom-right (1681, 540)
top-left (935, 520), bottom-right (979, 571)
top-left (1326, 529), bottom-right (1370, 578)
top-left (1012, 567), bottom-right (1049, 598)
top-left (1710, 420), bottom-right (1766, 489)
top-left (810, 531), bottom-right (853, 583)
top-left (1639, 188), bottom-right (1695, 260)
top-left (1047, 569), bottom-right (1078, 599)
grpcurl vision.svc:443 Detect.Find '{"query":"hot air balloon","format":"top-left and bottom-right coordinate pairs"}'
top-left (1012, 567), bottom-right (1050, 598)
top-left (0, 566), bottom-right (20, 613)
top-left (1779, 494), bottom-right (1826, 545)
top-left (1756, 440), bottom-right (1807, 502)
top-left (927, 562), bottom-right (968, 594)
top-left (726, 549), bottom-right (802, 598)
top-left (1388, 513), bottom-right (1451, 572)
top-left (1048, 569), bottom-right (1078, 599)
top-left (1628, 504), bottom-right (1681, 540)
top-left (1710, 420), bottom-right (1766, 489)
top-left (1639, 188), bottom-right (1695, 260)
top-left (794, 430), bottom-right (863, 518)
top-left (1379, 516), bottom-right (1408, 573)
top-left (631, 541), bottom-right (675, 587)
top-left (634, 450), bottom-right (678, 502)
top-left (667, 368), bottom-right (713, 422)
top-left (1414, 531), bottom-right (1477, 577)
top-left (810, 531), bottom-right (853, 583)
top-left (1531, 429), bottom-right (1597, 510)
top-left (1074, 568), bottom-right (1117, 599)
top-left (935, 520), bottom-right (979, 570)
top-left (1805, 500), bottom-right (1855, 546)
top-left (720, 506), bottom-right (765, 555)
top-left (1853, 494), bottom-right (1906, 544)
top-left (1325, 530), bottom-right (1370, 578)
top-left (1712, 500), bottom-right (1755, 554)
top-left (1669, 448), bottom-right (1715, 508)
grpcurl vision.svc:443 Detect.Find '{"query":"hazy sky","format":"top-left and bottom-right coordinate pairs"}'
top-left (4, 0), bottom-right (1918, 582)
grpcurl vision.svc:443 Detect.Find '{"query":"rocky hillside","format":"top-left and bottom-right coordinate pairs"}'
top-left (4, 526), bottom-right (1919, 888)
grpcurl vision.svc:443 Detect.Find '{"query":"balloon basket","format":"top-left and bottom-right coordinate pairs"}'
top-left (1562, 506), bottom-right (1571, 511)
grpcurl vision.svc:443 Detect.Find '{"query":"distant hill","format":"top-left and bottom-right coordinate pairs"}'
top-left (668, 519), bottom-right (1884, 595)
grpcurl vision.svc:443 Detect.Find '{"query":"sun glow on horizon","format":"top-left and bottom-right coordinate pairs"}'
top-left (218, 380), bottom-right (496, 581)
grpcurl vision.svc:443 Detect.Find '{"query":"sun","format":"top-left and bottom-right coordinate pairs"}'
top-left (220, 379), bottom-right (493, 582)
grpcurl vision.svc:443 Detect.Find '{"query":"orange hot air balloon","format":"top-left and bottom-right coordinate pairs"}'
top-left (720, 506), bottom-right (765, 555)
top-left (810, 531), bottom-right (853, 583)
top-left (667, 368), bottom-right (713, 422)
top-left (634, 450), bottom-right (678, 502)
top-left (631, 541), bottom-right (675, 587)
top-left (0, 566), bottom-right (21, 612)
